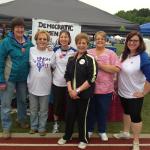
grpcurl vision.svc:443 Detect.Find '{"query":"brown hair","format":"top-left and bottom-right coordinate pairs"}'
top-left (75, 32), bottom-right (89, 45)
top-left (58, 30), bottom-right (71, 45)
top-left (121, 31), bottom-right (146, 62)
top-left (11, 17), bottom-right (25, 31)
top-left (34, 30), bottom-right (50, 42)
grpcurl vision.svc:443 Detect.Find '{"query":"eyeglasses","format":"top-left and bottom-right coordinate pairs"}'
top-left (128, 39), bottom-right (139, 43)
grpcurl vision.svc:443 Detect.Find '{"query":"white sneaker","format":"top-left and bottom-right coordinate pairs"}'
top-left (132, 141), bottom-right (140, 150)
top-left (113, 131), bottom-right (130, 139)
top-left (57, 138), bottom-right (67, 145)
top-left (78, 142), bottom-right (87, 149)
top-left (88, 132), bottom-right (93, 138)
top-left (52, 123), bottom-right (59, 133)
top-left (99, 133), bottom-right (108, 141)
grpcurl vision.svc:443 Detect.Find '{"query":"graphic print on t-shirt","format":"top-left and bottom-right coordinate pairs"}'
top-left (33, 56), bottom-right (51, 72)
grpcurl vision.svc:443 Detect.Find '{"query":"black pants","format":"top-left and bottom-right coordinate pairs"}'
top-left (52, 84), bottom-right (67, 116)
top-left (120, 96), bottom-right (144, 123)
top-left (63, 97), bottom-right (90, 143)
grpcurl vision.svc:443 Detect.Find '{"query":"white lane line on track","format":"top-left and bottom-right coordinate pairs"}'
top-left (0, 143), bottom-right (150, 147)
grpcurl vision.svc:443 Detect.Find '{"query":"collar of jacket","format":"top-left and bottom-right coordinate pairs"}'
top-left (74, 51), bottom-right (87, 59)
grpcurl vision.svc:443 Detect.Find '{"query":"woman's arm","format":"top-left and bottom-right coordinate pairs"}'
top-left (76, 81), bottom-right (90, 94)
top-left (143, 81), bottom-right (150, 95)
top-left (134, 52), bottom-right (150, 97)
top-left (0, 39), bottom-right (8, 89)
top-left (67, 81), bottom-right (80, 100)
top-left (98, 63), bottom-right (120, 73)
top-left (98, 52), bottom-right (121, 73)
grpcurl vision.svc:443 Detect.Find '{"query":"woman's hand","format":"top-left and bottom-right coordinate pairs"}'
top-left (133, 91), bottom-right (144, 98)
top-left (69, 89), bottom-right (80, 100)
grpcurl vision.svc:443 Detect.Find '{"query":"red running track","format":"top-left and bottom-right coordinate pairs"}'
top-left (0, 138), bottom-right (150, 150)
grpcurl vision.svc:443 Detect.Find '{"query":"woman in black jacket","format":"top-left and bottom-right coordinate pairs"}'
top-left (57, 33), bottom-right (97, 149)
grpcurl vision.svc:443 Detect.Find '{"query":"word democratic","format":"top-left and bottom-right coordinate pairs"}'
top-left (38, 22), bottom-right (74, 31)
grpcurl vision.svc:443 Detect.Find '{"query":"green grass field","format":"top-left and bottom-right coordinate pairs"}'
top-left (0, 94), bottom-right (150, 133)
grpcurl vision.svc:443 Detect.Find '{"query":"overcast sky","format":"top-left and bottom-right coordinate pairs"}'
top-left (80, 0), bottom-right (150, 14)
top-left (0, 0), bottom-right (150, 14)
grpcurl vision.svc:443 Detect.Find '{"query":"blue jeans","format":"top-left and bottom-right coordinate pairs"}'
top-left (1, 81), bottom-right (28, 131)
top-left (87, 93), bottom-right (112, 133)
top-left (29, 93), bottom-right (49, 132)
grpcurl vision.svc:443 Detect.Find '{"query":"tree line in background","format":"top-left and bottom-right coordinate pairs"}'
top-left (115, 8), bottom-right (150, 25)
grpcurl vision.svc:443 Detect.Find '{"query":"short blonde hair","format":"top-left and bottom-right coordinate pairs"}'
top-left (75, 32), bottom-right (89, 45)
top-left (94, 31), bottom-right (106, 41)
top-left (34, 30), bottom-right (50, 42)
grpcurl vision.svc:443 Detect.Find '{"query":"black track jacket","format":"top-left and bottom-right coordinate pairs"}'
top-left (65, 52), bottom-right (98, 100)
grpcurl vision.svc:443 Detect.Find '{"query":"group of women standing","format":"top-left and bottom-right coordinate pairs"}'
top-left (0, 17), bottom-right (150, 150)
top-left (57, 31), bottom-right (150, 150)
top-left (57, 30), bottom-right (150, 150)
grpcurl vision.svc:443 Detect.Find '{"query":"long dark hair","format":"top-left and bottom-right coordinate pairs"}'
top-left (121, 31), bottom-right (146, 62)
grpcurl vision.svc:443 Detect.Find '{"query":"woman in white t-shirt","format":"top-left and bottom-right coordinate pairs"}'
top-left (27, 30), bottom-right (55, 136)
top-left (113, 31), bottom-right (150, 150)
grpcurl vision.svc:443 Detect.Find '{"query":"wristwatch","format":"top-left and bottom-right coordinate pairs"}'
top-left (76, 88), bottom-right (81, 94)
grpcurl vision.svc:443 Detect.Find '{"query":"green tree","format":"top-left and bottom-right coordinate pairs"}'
top-left (115, 8), bottom-right (150, 25)
top-left (119, 25), bottom-right (126, 32)
top-left (137, 8), bottom-right (150, 17)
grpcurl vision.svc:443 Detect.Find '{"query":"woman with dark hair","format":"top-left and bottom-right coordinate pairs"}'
top-left (52, 30), bottom-right (76, 133)
top-left (113, 31), bottom-right (150, 150)
top-left (0, 17), bottom-right (33, 139)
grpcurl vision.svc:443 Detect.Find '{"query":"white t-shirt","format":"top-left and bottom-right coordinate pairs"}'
top-left (27, 47), bottom-right (55, 96)
top-left (53, 47), bottom-right (75, 87)
top-left (118, 55), bottom-right (145, 98)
